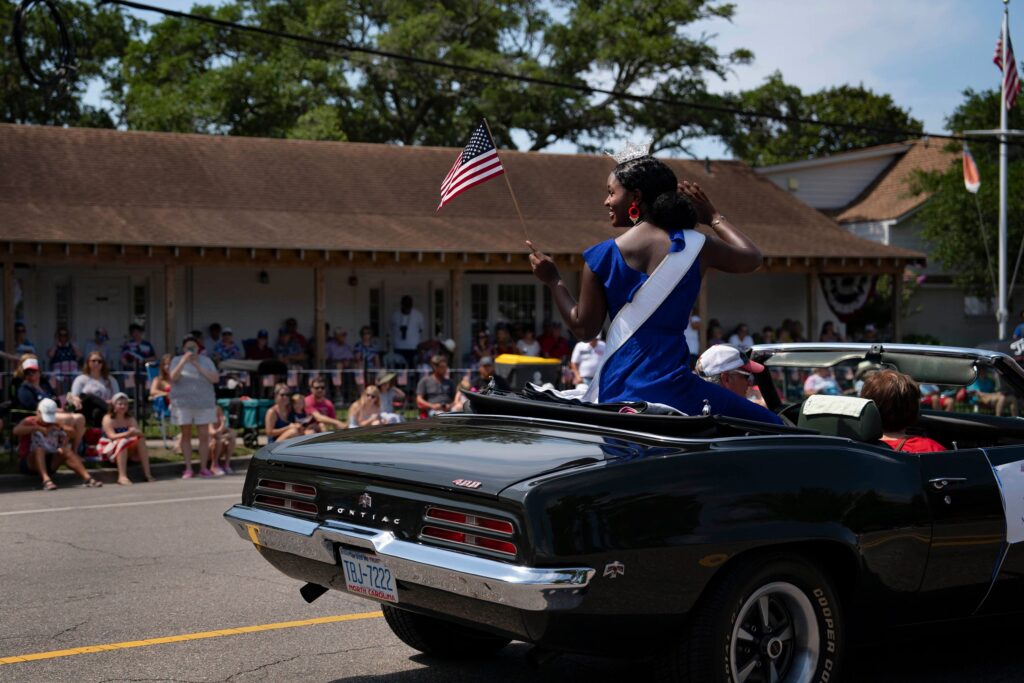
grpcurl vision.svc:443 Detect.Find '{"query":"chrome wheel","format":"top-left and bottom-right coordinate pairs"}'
top-left (729, 581), bottom-right (819, 683)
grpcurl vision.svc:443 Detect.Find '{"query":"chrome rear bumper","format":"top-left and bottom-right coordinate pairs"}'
top-left (224, 505), bottom-right (594, 611)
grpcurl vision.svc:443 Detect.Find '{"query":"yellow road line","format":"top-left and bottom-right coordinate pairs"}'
top-left (0, 611), bottom-right (384, 666)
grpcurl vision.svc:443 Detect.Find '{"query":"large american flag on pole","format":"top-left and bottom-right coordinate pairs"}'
top-left (994, 28), bottom-right (1020, 110)
top-left (437, 122), bottom-right (505, 211)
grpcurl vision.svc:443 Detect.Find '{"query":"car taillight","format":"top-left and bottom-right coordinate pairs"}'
top-left (421, 526), bottom-right (518, 557)
top-left (253, 479), bottom-right (319, 517)
top-left (424, 506), bottom-right (514, 535)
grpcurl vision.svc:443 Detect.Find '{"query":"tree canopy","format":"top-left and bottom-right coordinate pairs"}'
top-left (911, 88), bottom-right (1024, 300)
top-left (720, 72), bottom-right (924, 166)
top-left (107, 0), bottom-right (752, 151)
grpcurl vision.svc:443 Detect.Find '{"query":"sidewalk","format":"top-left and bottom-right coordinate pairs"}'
top-left (0, 437), bottom-right (256, 493)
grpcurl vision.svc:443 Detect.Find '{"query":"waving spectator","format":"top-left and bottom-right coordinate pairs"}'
top-left (211, 327), bottom-right (242, 363)
top-left (67, 351), bottom-right (120, 427)
top-left (121, 323), bottom-right (156, 371)
top-left (14, 399), bottom-right (100, 490)
top-left (83, 328), bottom-right (114, 368)
top-left (170, 336), bottom-right (221, 478)
top-left (100, 392), bottom-right (154, 485)
top-left (15, 355), bottom-right (85, 453)
top-left (47, 326), bottom-right (81, 373)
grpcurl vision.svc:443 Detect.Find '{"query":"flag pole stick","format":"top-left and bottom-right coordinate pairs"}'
top-left (482, 118), bottom-right (531, 245)
top-left (998, 0), bottom-right (1010, 338)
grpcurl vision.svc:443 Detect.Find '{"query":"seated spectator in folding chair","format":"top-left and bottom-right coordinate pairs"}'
top-left (209, 404), bottom-right (237, 474)
top-left (68, 352), bottom-right (120, 428)
top-left (304, 378), bottom-right (346, 431)
top-left (14, 399), bottom-right (101, 490)
top-left (275, 328), bottom-right (307, 367)
top-left (100, 392), bottom-right (154, 485)
top-left (15, 355), bottom-right (85, 453)
top-left (325, 328), bottom-right (355, 399)
top-left (211, 327), bottom-right (243, 364)
top-left (353, 326), bottom-right (381, 371)
top-left (83, 327), bottom-right (114, 369)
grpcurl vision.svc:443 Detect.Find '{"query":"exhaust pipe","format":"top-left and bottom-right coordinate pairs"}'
top-left (300, 583), bottom-right (328, 603)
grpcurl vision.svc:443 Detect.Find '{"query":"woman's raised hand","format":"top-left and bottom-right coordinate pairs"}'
top-left (526, 240), bottom-right (560, 286)
top-left (678, 180), bottom-right (716, 226)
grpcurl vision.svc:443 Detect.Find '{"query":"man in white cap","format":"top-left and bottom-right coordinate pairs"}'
top-left (695, 344), bottom-right (767, 405)
top-left (12, 398), bottom-right (100, 490)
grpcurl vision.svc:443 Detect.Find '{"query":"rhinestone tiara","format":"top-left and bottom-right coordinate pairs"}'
top-left (607, 136), bottom-right (653, 165)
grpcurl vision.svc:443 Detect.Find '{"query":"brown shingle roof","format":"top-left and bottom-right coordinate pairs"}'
top-left (835, 139), bottom-right (956, 223)
top-left (0, 123), bottom-right (920, 260)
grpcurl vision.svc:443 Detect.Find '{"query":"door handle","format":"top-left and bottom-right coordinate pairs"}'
top-left (928, 477), bottom-right (967, 491)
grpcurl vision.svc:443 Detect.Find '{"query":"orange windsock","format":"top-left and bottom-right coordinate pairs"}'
top-left (963, 142), bottom-right (981, 194)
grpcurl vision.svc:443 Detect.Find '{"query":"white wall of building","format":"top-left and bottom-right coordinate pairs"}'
top-left (759, 153), bottom-right (900, 210)
top-left (706, 273), bottom-right (829, 339)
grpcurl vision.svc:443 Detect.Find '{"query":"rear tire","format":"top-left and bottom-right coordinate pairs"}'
top-left (655, 554), bottom-right (843, 683)
top-left (381, 605), bottom-right (511, 659)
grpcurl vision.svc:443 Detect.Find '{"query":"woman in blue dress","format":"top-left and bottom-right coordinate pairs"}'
top-left (527, 153), bottom-right (781, 425)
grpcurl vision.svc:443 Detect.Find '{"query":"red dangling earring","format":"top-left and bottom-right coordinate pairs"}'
top-left (628, 200), bottom-right (640, 224)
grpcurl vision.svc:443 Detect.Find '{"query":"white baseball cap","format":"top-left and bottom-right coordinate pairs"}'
top-left (38, 398), bottom-right (59, 423)
top-left (22, 357), bottom-right (39, 371)
top-left (696, 344), bottom-right (764, 377)
top-left (442, 338), bottom-right (456, 352)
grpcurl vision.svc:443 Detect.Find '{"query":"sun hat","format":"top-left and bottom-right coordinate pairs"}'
top-left (696, 344), bottom-right (764, 378)
top-left (375, 371), bottom-right (397, 386)
top-left (111, 392), bottom-right (130, 403)
top-left (38, 398), bottom-right (58, 423)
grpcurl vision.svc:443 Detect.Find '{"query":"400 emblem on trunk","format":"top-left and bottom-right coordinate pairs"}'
top-left (452, 479), bottom-right (482, 489)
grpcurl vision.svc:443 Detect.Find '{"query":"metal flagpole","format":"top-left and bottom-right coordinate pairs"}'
top-left (999, 0), bottom-right (1010, 339)
top-left (481, 118), bottom-right (530, 244)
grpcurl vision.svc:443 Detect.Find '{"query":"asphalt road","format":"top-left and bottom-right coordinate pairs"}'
top-left (0, 477), bottom-right (1020, 682)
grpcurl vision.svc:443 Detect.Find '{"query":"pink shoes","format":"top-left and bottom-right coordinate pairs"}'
top-left (199, 468), bottom-right (214, 478)
top-left (181, 468), bottom-right (194, 479)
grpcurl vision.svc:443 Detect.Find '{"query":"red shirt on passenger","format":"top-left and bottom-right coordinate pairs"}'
top-left (882, 436), bottom-right (946, 453)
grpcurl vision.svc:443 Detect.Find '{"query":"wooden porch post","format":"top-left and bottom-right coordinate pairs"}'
top-left (450, 267), bottom-right (463, 362)
top-left (3, 260), bottom-right (14, 362)
top-left (892, 266), bottom-right (903, 342)
top-left (807, 269), bottom-right (819, 342)
top-left (164, 265), bottom-right (176, 355)
top-left (314, 267), bottom-right (326, 369)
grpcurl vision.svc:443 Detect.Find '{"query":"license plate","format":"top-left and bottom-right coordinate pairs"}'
top-left (339, 549), bottom-right (398, 603)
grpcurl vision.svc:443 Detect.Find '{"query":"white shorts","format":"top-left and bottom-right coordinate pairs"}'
top-left (171, 404), bottom-right (217, 426)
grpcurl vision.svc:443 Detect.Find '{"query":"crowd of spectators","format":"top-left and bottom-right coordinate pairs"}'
top-left (701, 318), bottom-right (884, 354)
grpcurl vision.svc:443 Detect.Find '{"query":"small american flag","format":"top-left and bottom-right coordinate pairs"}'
top-left (994, 27), bottom-right (1020, 110)
top-left (437, 122), bottom-right (505, 211)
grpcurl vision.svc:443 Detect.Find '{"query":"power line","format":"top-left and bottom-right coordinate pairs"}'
top-left (21, 0), bottom-right (1019, 148)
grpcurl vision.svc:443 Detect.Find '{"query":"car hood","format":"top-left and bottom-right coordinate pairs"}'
top-left (261, 416), bottom-right (650, 496)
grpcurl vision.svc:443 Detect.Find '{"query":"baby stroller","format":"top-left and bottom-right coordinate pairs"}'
top-left (218, 358), bottom-right (287, 448)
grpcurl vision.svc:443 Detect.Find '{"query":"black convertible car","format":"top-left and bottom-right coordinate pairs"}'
top-left (225, 343), bottom-right (1024, 682)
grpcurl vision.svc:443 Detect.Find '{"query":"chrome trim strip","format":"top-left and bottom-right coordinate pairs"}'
top-left (224, 505), bottom-right (594, 611)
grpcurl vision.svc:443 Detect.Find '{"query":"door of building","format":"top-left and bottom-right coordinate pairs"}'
top-left (75, 277), bottom-right (131, 350)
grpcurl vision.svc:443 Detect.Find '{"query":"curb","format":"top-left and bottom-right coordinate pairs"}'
top-left (0, 455), bottom-right (252, 493)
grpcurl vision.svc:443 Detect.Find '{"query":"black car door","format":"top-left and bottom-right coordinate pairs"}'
top-left (917, 448), bottom-right (1006, 620)
top-left (972, 445), bottom-right (1024, 617)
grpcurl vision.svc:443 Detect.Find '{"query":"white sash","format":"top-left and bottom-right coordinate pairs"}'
top-left (583, 232), bottom-right (705, 403)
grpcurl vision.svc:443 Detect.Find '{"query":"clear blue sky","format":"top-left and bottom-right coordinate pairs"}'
top-left (108, 0), bottom-right (1021, 159)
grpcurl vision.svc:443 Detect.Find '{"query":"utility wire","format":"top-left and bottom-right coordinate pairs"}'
top-left (22, 0), bottom-right (1009, 148)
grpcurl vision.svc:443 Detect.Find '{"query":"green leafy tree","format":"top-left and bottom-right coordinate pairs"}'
top-left (911, 89), bottom-right (1024, 300)
top-left (1, 0), bottom-right (138, 127)
top-left (721, 72), bottom-right (924, 166)
top-left (112, 0), bottom-right (751, 150)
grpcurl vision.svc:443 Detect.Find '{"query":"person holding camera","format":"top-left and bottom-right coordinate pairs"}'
top-left (170, 335), bottom-right (221, 478)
